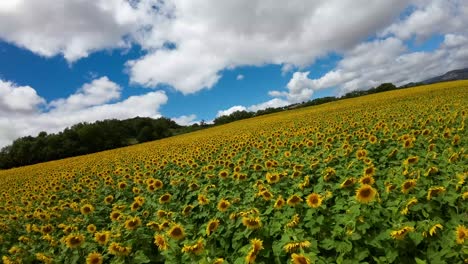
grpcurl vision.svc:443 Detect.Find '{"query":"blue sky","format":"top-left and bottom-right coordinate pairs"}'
top-left (0, 0), bottom-right (467, 147)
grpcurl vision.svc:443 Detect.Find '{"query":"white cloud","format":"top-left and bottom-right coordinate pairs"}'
top-left (0, 79), bottom-right (45, 114)
top-left (0, 0), bottom-right (149, 61)
top-left (380, 0), bottom-right (468, 41)
top-left (216, 105), bottom-right (247, 117)
top-left (0, 77), bottom-right (168, 148)
top-left (49, 77), bottom-right (121, 111)
top-left (126, 0), bottom-right (409, 93)
top-left (172, 114), bottom-right (197, 126)
top-left (284, 35), bottom-right (468, 96)
top-left (236, 74), bottom-right (244, 81)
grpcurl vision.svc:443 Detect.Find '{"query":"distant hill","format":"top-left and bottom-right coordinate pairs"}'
top-left (422, 68), bottom-right (468, 84)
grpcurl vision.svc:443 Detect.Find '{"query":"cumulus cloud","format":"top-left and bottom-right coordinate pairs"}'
top-left (172, 114), bottom-right (198, 126)
top-left (0, 79), bottom-right (45, 114)
top-left (216, 106), bottom-right (247, 117)
top-left (126, 0), bottom-right (409, 93)
top-left (216, 98), bottom-right (289, 118)
top-left (282, 35), bottom-right (468, 96)
top-left (380, 0), bottom-right (468, 41)
top-left (0, 0), bottom-right (152, 61)
top-left (49, 77), bottom-right (121, 111)
top-left (236, 74), bottom-right (244, 81)
top-left (0, 77), bottom-right (168, 148)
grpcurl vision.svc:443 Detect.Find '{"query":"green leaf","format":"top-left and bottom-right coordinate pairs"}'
top-left (415, 257), bottom-right (427, 264)
top-left (133, 250), bottom-right (151, 264)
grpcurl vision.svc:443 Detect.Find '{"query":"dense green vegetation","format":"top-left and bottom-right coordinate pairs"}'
top-left (0, 117), bottom-right (180, 169)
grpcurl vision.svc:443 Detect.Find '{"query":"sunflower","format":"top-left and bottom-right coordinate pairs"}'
top-left (359, 175), bottom-right (375, 185)
top-left (63, 233), bottom-right (85, 249)
top-left (456, 225), bottom-right (467, 244)
top-left (401, 179), bottom-right (417, 194)
top-left (274, 196), bottom-right (285, 209)
top-left (110, 211), bottom-right (122, 221)
top-left (108, 242), bottom-right (131, 256)
top-left (182, 205), bottom-right (194, 216)
top-left (259, 190), bottom-right (273, 201)
top-left (424, 166), bottom-right (439, 176)
top-left (35, 253), bottom-right (52, 264)
top-left (426, 186), bottom-right (445, 200)
top-left (206, 219), bottom-right (220, 236)
top-left (86, 252), bottom-right (103, 264)
top-left (87, 224), bottom-right (97, 233)
top-left (217, 199), bottom-right (231, 212)
top-left (181, 239), bottom-right (204, 255)
top-left (291, 253), bottom-right (311, 264)
top-left (117, 182), bottom-right (127, 189)
top-left (266, 172), bottom-right (280, 184)
top-left (245, 250), bottom-right (257, 264)
top-left (340, 177), bottom-right (356, 189)
top-left (80, 204), bottom-right (94, 215)
top-left (283, 241), bottom-right (311, 253)
top-left (363, 166), bottom-right (375, 177)
top-left (390, 226), bottom-right (414, 240)
top-left (403, 156), bottom-right (418, 166)
top-left (306, 193), bottom-right (323, 208)
top-left (287, 194), bottom-right (303, 206)
top-left (154, 179), bottom-right (164, 189)
top-left (154, 234), bottom-right (169, 251)
top-left (41, 224), bottom-right (53, 234)
top-left (124, 216), bottom-right (141, 231)
top-left (400, 197), bottom-right (418, 215)
top-left (94, 231), bottom-right (111, 245)
top-left (250, 238), bottom-right (263, 254)
top-left (167, 224), bottom-right (185, 240)
top-left (355, 184), bottom-right (377, 204)
top-left (286, 214), bottom-right (300, 228)
top-left (242, 216), bottom-right (262, 229)
top-left (159, 193), bottom-right (172, 204)
top-left (429, 224), bottom-right (443, 236)
top-left (104, 195), bottom-right (114, 204)
top-left (198, 194), bottom-right (210, 205)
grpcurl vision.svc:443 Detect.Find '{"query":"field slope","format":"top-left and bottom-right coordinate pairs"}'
top-left (1, 81), bottom-right (467, 264)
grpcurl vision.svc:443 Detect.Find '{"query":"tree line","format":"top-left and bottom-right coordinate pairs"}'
top-left (0, 117), bottom-right (181, 169)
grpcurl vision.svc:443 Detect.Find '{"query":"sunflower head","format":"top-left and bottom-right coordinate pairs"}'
top-left (359, 175), bottom-right (375, 186)
top-left (108, 242), bottom-right (131, 256)
top-left (154, 234), bottom-right (169, 251)
top-left (206, 219), bottom-right (220, 236)
top-left (86, 252), bottom-right (103, 264)
top-left (390, 226), bottom-right (414, 240)
top-left (306, 193), bottom-right (323, 208)
top-left (340, 177), bottom-right (356, 189)
top-left (401, 179), bottom-right (417, 194)
top-left (63, 233), bottom-right (85, 249)
top-left (242, 216), bottom-right (262, 229)
top-left (355, 184), bottom-right (377, 204)
top-left (427, 186), bottom-right (446, 200)
top-left (274, 196), bottom-right (285, 209)
top-left (217, 199), bottom-right (231, 212)
top-left (291, 253), bottom-right (311, 264)
top-left (167, 224), bottom-right (185, 240)
top-left (287, 194), bottom-right (303, 206)
top-left (124, 216), bottom-right (141, 231)
top-left (159, 193), bottom-right (172, 204)
top-left (94, 231), bottom-right (111, 245)
top-left (80, 204), bottom-right (94, 215)
top-left (456, 225), bottom-right (467, 244)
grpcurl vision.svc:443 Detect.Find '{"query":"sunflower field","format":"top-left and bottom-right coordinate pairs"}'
top-left (0, 81), bottom-right (467, 264)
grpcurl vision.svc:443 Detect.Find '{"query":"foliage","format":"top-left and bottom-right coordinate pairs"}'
top-left (0, 117), bottom-right (179, 169)
top-left (0, 81), bottom-right (467, 264)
